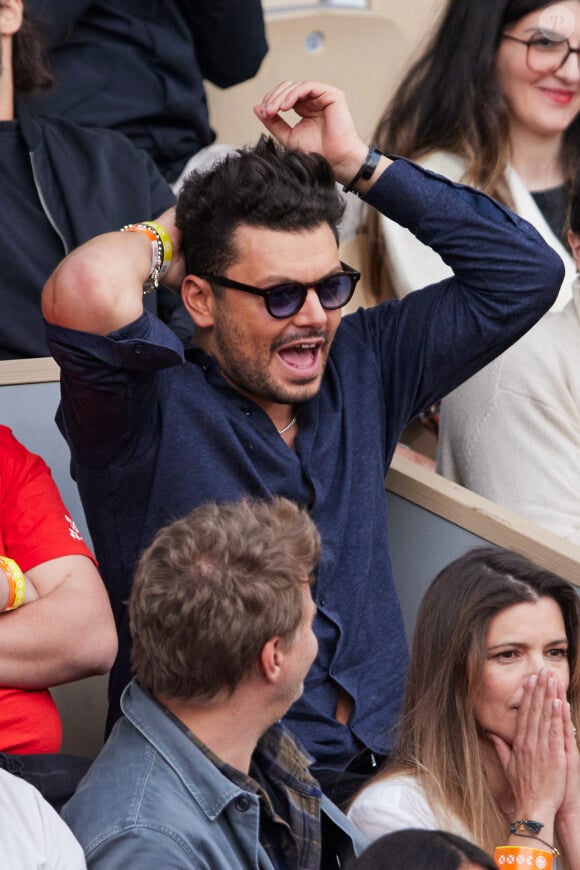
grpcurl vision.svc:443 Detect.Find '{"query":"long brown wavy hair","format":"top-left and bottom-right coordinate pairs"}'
top-left (363, 0), bottom-right (580, 302)
top-left (357, 547), bottom-right (580, 865)
top-left (0, 2), bottom-right (52, 93)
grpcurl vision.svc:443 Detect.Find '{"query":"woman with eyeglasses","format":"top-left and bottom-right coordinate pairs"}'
top-left (347, 547), bottom-right (580, 869)
top-left (361, 0), bottom-right (579, 308)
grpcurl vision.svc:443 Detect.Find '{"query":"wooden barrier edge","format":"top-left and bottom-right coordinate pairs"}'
top-left (0, 357), bottom-right (59, 385)
top-left (387, 454), bottom-right (580, 587)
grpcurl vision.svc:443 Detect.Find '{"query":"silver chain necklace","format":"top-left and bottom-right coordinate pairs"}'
top-left (277, 415), bottom-right (297, 435)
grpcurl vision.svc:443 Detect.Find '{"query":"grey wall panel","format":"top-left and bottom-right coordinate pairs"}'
top-left (387, 490), bottom-right (486, 643)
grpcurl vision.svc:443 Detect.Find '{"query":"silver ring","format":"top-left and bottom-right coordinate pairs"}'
top-left (573, 726), bottom-right (577, 737)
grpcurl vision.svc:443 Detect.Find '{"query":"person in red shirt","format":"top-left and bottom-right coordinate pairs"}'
top-left (0, 426), bottom-right (117, 804)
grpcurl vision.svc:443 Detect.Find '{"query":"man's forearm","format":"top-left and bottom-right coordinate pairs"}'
top-left (0, 557), bottom-right (117, 688)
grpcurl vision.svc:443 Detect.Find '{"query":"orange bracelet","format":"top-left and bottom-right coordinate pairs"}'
top-left (0, 556), bottom-right (26, 611)
top-left (494, 844), bottom-right (553, 868)
top-left (120, 222), bottom-right (173, 293)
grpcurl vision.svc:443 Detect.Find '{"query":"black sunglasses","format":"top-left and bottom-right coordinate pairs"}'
top-left (201, 261), bottom-right (361, 319)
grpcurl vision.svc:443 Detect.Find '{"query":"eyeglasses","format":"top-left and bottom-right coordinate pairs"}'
top-left (502, 33), bottom-right (580, 74)
top-left (202, 262), bottom-right (361, 319)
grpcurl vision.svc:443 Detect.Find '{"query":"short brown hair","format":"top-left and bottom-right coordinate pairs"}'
top-left (130, 497), bottom-right (321, 700)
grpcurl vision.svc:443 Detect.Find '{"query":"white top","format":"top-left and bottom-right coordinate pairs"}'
top-left (0, 768), bottom-right (86, 869)
top-left (438, 277), bottom-right (580, 544)
top-left (347, 773), bottom-right (471, 843)
top-left (380, 151), bottom-right (575, 311)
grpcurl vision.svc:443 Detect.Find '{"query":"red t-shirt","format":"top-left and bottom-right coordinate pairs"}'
top-left (0, 426), bottom-right (95, 753)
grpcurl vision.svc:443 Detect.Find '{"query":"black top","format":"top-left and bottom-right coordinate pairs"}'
top-left (0, 121), bottom-right (65, 358)
top-left (531, 184), bottom-right (568, 247)
top-left (1, 109), bottom-right (181, 359)
top-left (25, 0), bottom-right (268, 181)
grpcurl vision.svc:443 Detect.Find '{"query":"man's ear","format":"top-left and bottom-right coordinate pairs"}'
top-left (0, 0), bottom-right (23, 37)
top-left (181, 275), bottom-right (217, 328)
top-left (568, 230), bottom-right (580, 272)
top-left (259, 637), bottom-right (284, 685)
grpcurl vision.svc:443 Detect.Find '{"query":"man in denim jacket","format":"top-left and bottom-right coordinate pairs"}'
top-left (62, 497), bottom-right (365, 868)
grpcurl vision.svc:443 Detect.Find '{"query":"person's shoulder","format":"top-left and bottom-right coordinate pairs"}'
top-left (338, 300), bottom-right (399, 333)
top-left (0, 766), bottom-right (41, 805)
top-left (0, 768), bottom-right (86, 867)
top-left (347, 773), bottom-right (436, 842)
top-left (413, 150), bottom-right (468, 182)
top-left (351, 772), bottom-right (423, 804)
top-left (0, 426), bottom-right (19, 451)
top-left (499, 296), bottom-right (580, 390)
top-left (0, 766), bottom-right (57, 822)
top-left (0, 426), bottom-right (36, 468)
top-left (63, 719), bottom-right (161, 830)
top-left (38, 115), bottom-right (147, 158)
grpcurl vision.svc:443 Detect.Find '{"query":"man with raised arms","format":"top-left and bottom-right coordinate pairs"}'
top-left (42, 81), bottom-right (563, 804)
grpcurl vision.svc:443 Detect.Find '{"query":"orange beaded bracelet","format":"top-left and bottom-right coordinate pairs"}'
top-left (120, 222), bottom-right (173, 293)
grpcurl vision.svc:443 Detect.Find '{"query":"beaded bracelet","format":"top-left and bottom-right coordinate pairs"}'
top-left (509, 819), bottom-right (559, 857)
top-left (494, 844), bottom-right (553, 868)
top-left (0, 557), bottom-right (26, 612)
top-left (120, 222), bottom-right (173, 293)
top-left (512, 832), bottom-right (560, 858)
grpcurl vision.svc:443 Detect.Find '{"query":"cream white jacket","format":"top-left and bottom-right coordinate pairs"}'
top-left (438, 278), bottom-right (580, 545)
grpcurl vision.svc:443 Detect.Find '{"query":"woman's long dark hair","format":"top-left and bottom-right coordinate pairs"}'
top-left (0, 3), bottom-right (52, 93)
top-left (363, 0), bottom-right (580, 301)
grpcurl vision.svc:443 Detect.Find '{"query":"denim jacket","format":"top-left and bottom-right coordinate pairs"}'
top-left (62, 681), bottom-right (366, 868)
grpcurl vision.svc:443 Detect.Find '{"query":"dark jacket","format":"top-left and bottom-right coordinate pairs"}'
top-left (3, 108), bottom-right (189, 359)
top-left (25, 0), bottom-right (268, 181)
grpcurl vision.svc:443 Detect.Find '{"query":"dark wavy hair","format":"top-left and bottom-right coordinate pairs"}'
top-left (176, 134), bottom-right (345, 277)
top-left (1, 2), bottom-right (52, 93)
top-left (363, 0), bottom-right (580, 301)
top-left (348, 829), bottom-right (497, 870)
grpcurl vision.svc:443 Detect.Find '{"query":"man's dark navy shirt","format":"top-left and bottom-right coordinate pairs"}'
top-left (46, 159), bottom-right (562, 772)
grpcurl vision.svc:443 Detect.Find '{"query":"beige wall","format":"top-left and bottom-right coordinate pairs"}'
top-left (260, 0), bottom-right (444, 49)
top-left (206, 1), bottom-right (444, 149)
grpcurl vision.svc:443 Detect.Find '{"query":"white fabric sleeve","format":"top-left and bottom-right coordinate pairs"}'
top-left (0, 768), bottom-right (86, 869)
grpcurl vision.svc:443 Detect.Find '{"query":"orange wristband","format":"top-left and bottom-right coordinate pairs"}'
top-left (494, 844), bottom-right (553, 868)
